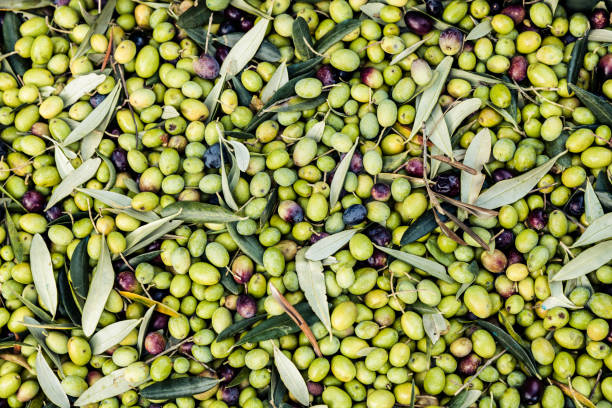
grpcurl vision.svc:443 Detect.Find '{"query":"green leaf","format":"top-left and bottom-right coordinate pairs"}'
top-left (35, 350), bottom-right (70, 408)
top-left (72, 0), bottom-right (117, 62)
top-left (448, 390), bottom-right (482, 408)
top-left (260, 62), bottom-right (288, 103)
top-left (304, 229), bottom-right (359, 261)
top-left (315, 19), bottom-right (360, 54)
top-left (425, 237), bottom-right (455, 267)
top-left (227, 367), bottom-right (249, 387)
top-left (13, 291), bottom-right (54, 323)
top-left (220, 141), bottom-right (239, 211)
top-left (568, 36), bottom-right (589, 85)
top-left (214, 33), bottom-right (281, 63)
top-left (569, 83), bottom-right (612, 127)
top-left (296, 248), bottom-right (331, 336)
top-left (360, 2), bottom-right (386, 23)
top-left (422, 311), bottom-right (448, 344)
top-left (178, 2), bottom-right (211, 28)
top-left (124, 216), bottom-right (183, 257)
top-left (227, 140), bottom-right (250, 172)
top-left (413, 56), bottom-right (453, 135)
top-left (82, 239), bottom-right (114, 337)
top-left (5, 209), bottom-right (24, 263)
top-left (44, 158), bottom-right (102, 211)
top-left (160, 201), bottom-right (244, 223)
top-left (461, 128), bottom-right (490, 205)
top-left (0, 0), bottom-right (52, 8)
top-left (292, 17), bottom-right (314, 60)
top-left (475, 151), bottom-right (565, 209)
top-left (273, 345), bottom-right (309, 406)
top-left (473, 320), bottom-right (539, 377)
top-left (59, 73), bottom-right (106, 107)
top-left (119, 250), bottom-right (162, 272)
top-left (588, 28), bottom-right (612, 42)
top-left (259, 72), bottom-right (312, 111)
top-left (81, 85), bottom-right (122, 160)
top-left (69, 237), bottom-right (89, 300)
top-left (74, 368), bottom-right (135, 406)
top-left (217, 314), bottom-right (267, 341)
top-left (227, 222), bottom-right (265, 265)
top-left (30, 234), bottom-right (57, 318)
top-left (545, 131), bottom-right (572, 170)
top-left (2, 13), bottom-right (28, 76)
top-left (219, 18), bottom-right (271, 79)
top-left (329, 138), bottom-right (358, 209)
top-left (24, 317), bottom-right (63, 375)
top-left (259, 187), bottom-right (277, 229)
top-left (140, 377), bottom-right (220, 400)
top-left (444, 98), bottom-right (481, 135)
top-left (449, 68), bottom-right (510, 87)
top-left (265, 94), bottom-right (327, 113)
top-left (204, 73), bottom-right (227, 124)
top-left (551, 240), bottom-right (612, 281)
top-left (220, 267), bottom-right (243, 295)
top-left (55, 146), bottom-right (75, 179)
top-left (224, 130), bottom-right (255, 139)
top-left (425, 104), bottom-right (453, 158)
top-left (374, 244), bottom-right (454, 283)
top-left (541, 281), bottom-right (580, 311)
top-left (585, 179), bottom-right (604, 224)
top-left (465, 19), bottom-right (492, 41)
top-left (572, 212), bottom-right (612, 247)
top-left (288, 57), bottom-right (323, 77)
top-left (235, 303), bottom-right (319, 347)
top-left (138, 306), bottom-right (155, 356)
top-left (390, 38), bottom-right (427, 66)
top-left (90, 319), bottom-right (142, 355)
top-left (58, 267), bottom-right (81, 325)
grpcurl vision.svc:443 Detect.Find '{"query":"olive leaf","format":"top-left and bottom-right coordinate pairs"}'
top-left (204, 73), bottom-right (227, 124)
top-left (72, 0), bottom-right (117, 62)
top-left (220, 17), bottom-right (271, 79)
top-left (161, 105), bottom-right (180, 119)
top-left (5, 209), bottom-right (24, 263)
top-left (160, 201), bottom-right (244, 223)
top-left (424, 104), bottom-right (453, 158)
top-left (360, 3), bottom-right (386, 24)
top-left (2, 13), bottom-right (28, 76)
top-left (584, 179), bottom-right (604, 224)
top-left (293, 17), bottom-right (314, 60)
top-left (390, 38), bottom-right (427, 65)
top-left (461, 128), bottom-right (491, 205)
top-left (374, 244), bottom-right (454, 283)
top-left (0, 0), bottom-right (52, 9)
top-left (44, 158), bottom-right (101, 211)
top-left (124, 214), bottom-right (183, 256)
top-left (444, 98), bottom-right (481, 135)
top-left (30, 234), bottom-right (57, 318)
top-left (541, 281), bottom-right (580, 311)
top-left (13, 291), bottom-right (54, 323)
top-left (543, 0), bottom-right (559, 12)
top-left (227, 140), bottom-right (250, 172)
top-left (305, 229), bottom-right (360, 261)
top-left (118, 291), bottom-right (180, 317)
top-left (260, 187), bottom-right (277, 229)
top-left (228, 367), bottom-right (249, 387)
top-left (230, 0), bottom-right (271, 20)
top-left (303, 120), bottom-right (326, 142)
top-left (214, 33), bottom-right (281, 63)
top-left (260, 62), bottom-right (289, 103)
top-left (465, 19), bottom-right (492, 41)
top-left (425, 237), bottom-right (454, 267)
top-left (422, 311), bottom-right (448, 345)
top-left (551, 240), bottom-right (612, 281)
top-left (35, 350), bottom-right (70, 408)
top-left (140, 377), bottom-right (220, 399)
top-left (24, 317), bottom-right (63, 374)
top-left (77, 188), bottom-right (160, 223)
top-left (588, 28), bottom-right (612, 42)
top-left (569, 83), bottom-right (612, 127)
top-left (265, 94), bottom-right (327, 113)
top-left (448, 390), bottom-right (482, 408)
top-left (259, 72), bottom-right (312, 112)
top-left (220, 141), bottom-right (239, 211)
top-left (217, 314), bottom-right (266, 341)
top-left (177, 1), bottom-right (212, 28)
top-left (449, 68), bottom-right (511, 87)
top-left (572, 212), bottom-right (612, 247)
top-left (59, 73), bottom-right (107, 106)
top-left (568, 36), bottom-right (589, 85)
top-left (474, 151), bottom-right (565, 209)
top-left (473, 320), bottom-right (539, 377)
top-left (231, 74), bottom-right (252, 106)
top-left (119, 250), bottom-right (162, 272)
top-left (329, 138), bottom-right (358, 209)
top-left (81, 238), bottom-right (114, 337)
top-left (288, 56), bottom-right (323, 77)
top-left (55, 147), bottom-right (75, 179)
top-left (74, 368), bottom-right (135, 406)
top-left (63, 82), bottom-right (121, 146)
top-left (315, 19), bottom-right (360, 54)
top-left (296, 248), bottom-right (332, 336)
top-left (81, 86), bottom-right (122, 160)
top-left (90, 318), bottom-right (142, 355)
top-left (228, 222), bottom-right (265, 265)
top-left (413, 56), bottom-right (453, 135)
top-left (545, 131), bottom-right (572, 170)
top-left (58, 267), bottom-right (81, 325)
top-left (273, 345), bottom-right (309, 406)
top-left (551, 379), bottom-right (597, 408)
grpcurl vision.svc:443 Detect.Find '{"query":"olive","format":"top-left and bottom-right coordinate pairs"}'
top-left (432, 173), bottom-right (460, 196)
top-left (367, 225), bottom-right (391, 246)
top-left (565, 192), bottom-right (585, 217)
top-left (112, 148), bottom-right (129, 172)
top-left (526, 208), bottom-right (548, 230)
top-left (144, 332), bottom-right (167, 355)
top-left (508, 55), bottom-right (528, 82)
top-left (21, 190), bottom-right (45, 213)
top-left (316, 65), bottom-right (339, 86)
top-left (194, 54), bottom-right (220, 79)
top-left (404, 11), bottom-right (433, 35)
top-left (404, 158), bottom-right (424, 177)
top-left (501, 5), bottom-right (525, 24)
top-left (439, 28), bottom-right (464, 56)
top-left (426, 0), bottom-right (443, 16)
top-left (221, 386), bottom-right (239, 405)
top-left (117, 271), bottom-right (138, 292)
top-left (522, 377), bottom-right (544, 405)
top-left (236, 294), bottom-right (257, 318)
top-left (591, 8), bottom-right (609, 29)
top-left (492, 168), bottom-right (514, 182)
top-left (343, 204), bottom-right (367, 226)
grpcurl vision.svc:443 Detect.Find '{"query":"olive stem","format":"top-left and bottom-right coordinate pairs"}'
top-left (145, 336), bottom-right (194, 364)
top-left (453, 349), bottom-right (506, 396)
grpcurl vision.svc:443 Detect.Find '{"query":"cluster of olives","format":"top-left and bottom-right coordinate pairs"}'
top-left (0, 1), bottom-right (612, 408)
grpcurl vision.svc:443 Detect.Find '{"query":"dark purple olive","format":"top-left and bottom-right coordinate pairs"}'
top-left (462, 41), bottom-right (474, 53)
top-left (45, 205), bottom-right (63, 221)
top-left (147, 241), bottom-right (162, 252)
top-left (459, 354), bottom-right (481, 375)
top-left (194, 53), bottom-right (220, 80)
top-left (221, 387), bottom-right (240, 405)
top-left (236, 294), bottom-right (257, 318)
top-left (144, 332), bottom-right (166, 355)
top-left (240, 18), bottom-right (254, 32)
top-left (54, 0), bottom-right (70, 5)
top-left (343, 204), bottom-right (367, 226)
top-left (432, 173), bottom-right (460, 197)
top-left (310, 231), bottom-right (330, 244)
top-left (492, 168), bottom-right (514, 182)
top-left (203, 143), bottom-right (223, 168)
top-left (495, 230), bottom-right (514, 249)
top-left (129, 30), bottom-right (149, 50)
top-left (439, 28), bottom-right (463, 55)
top-left (219, 21), bottom-right (237, 35)
top-left (404, 11), bottom-right (433, 35)
top-left (278, 200), bottom-right (305, 223)
top-left (599, 54), bottom-right (612, 79)
top-left (508, 55), bottom-right (528, 82)
top-left (522, 377), bottom-right (544, 405)
top-left (22, 190), bottom-right (45, 213)
top-left (180, 341), bottom-right (193, 355)
top-left (307, 382), bottom-right (323, 396)
top-left (367, 225), bottom-right (391, 247)
top-left (425, 0), bottom-right (443, 16)
top-left (506, 249), bottom-right (524, 265)
top-left (591, 8), bottom-right (609, 29)
top-left (360, 67), bottom-right (379, 88)
top-left (404, 157), bottom-right (424, 177)
top-left (371, 183), bottom-right (391, 201)
top-left (151, 313), bottom-right (169, 330)
top-left (224, 6), bottom-right (243, 21)
top-left (566, 192), bottom-right (585, 217)
top-left (350, 151), bottom-right (363, 173)
top-left (338, 69), bottom-right (354, 81)
top-left (561, 33), bottom-right (577, 45)
top-left (489, 1), bottom-right (501, 13)
top-left (316, 65), bottom-right (338, 86)
top-left (501, 5), bottom-right (526, 24)
top-left (116, 271), bottom-right (139, 292)
top-left (526, 208), bottom-right (548, 231)
top-left (90, 93), bottom-right (106, 108)
top-left (215, 45), bottom-right (230, 63)
top-left (218, 365), bottom-right (238, 383)
top-left (367, 250), bottom-right (387, 268)
top-left (232, 256), bottom-right (254, 284)
top-left (111, 148), bottom-right (129, 172)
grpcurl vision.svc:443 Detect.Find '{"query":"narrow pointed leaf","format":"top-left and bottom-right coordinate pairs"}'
top-left (329, 138), bottom-right (358, 209)
top-left (444, 98), bottom-right (481, 135)
top-left (55, 147), bottom-right (74, 179)
top-left (214, 33), bottom-right (281, 62)
top-left (465, 19), bottom-right (492, 40)
top-left (59, 73), bottom-right (106, 106)
top-left (217, 314), bottom-right (266, 341)
top-left (35, 351), bottom-right (70, 408)
top-left (315, 19), bottom-right (360, 53)
top-left (30, 234), bottom-right (57, 317)
top-left (273, 346), bottom-right (309, 406)
top-left (572, 212), bottom-right (612, 247)
top-left (160, 201), bottom-right (244, 223)
top-left (390, 38), bottom-right (427, 65)
top-left (124, 212), bottom-right (182, 254)
top-left (266, 94), bottom-right (327, 113)
top-left (259, 187), bottom-right (277, 229)
top-left (422, 312), bottom-right (447, 345)
top-left (138, 306), bottom-right (156, 356)
top-left (288, 56), bottom-right (323, 77)
top-left (551, 379), bottom-right (597, 408)
top-left (360, 3), bottom-right (386, 23)
top-left (425, 104), bottom-right (453, 158)
top-left (82, 239), bottom-right (114, 337)
top-left (204, 74), bottom-right (226, 123)
top-left (219, 18), bottom-right (270, 79)
top-left (81, 81), bottom-right (122, 159)
top-left (140, 377), bottom-right (220, 399)
top-left (260, 62), bottom-right (288, 103)
top-left (118, 291), bottom-right (180, 317)
top-left (227, 222), bottom-right (264, 265)
top-left (374, 244), bottom-right (453, 283)
top-left (551, 240), bottom-right (612, 281)
top-left (161, 105), bottom-right (180, 119)
top-left (58, 267), bottom-right (81, 325)
top-left (305, 120), bottom-right (326, 142)
top-left (545, 131), bottom-right (572, 170)
top-left (584, 179), bottom-right (604, 224)
top-left (461, 129), bottom-right (491, 204)
top-left (305, 229), bottom-right (359, 261)
top-left (413, 56), bottom-right (453, 135)
top-left (292, 17), bottom-right (314, 60)
top-left (90, 319), bottom-right (142, 355)
top-left (588, 29), bottom-right (612, 42)
top-left (448, 390), bottom-right (482, 408)
top-left (72, 0), bottom-right (117, 61)
top-left (296, 248), bottom-right (331, 336)
top-left (6, 209), bottom-right (24, 263)
top-left (227, 140), bottom-right (250, 172)
top-left (230, 0), bottom-right (271, 19)
top-left (2, 13), bottom-right (29, 76)
top-left (74, 368), bottom-right (135, 406)
top-left (69, 237), bottom-right (89, 300)
top-left (24, 317), bottom-right (63, 374)
top-left (44, 158), bottom-right (101, 211)
top-left (541, 281), bottom-right (579, 311)
top-left (568, 36), bottom-right (589, 85)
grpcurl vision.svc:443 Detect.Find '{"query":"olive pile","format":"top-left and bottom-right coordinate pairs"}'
top-left (1, 0), bottom-right (612, 408)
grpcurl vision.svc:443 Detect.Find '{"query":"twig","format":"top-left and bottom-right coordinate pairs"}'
top-left (430, 155), bottom-right (478, 175)
top-left (454, 350), bottom-right (506, 395)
